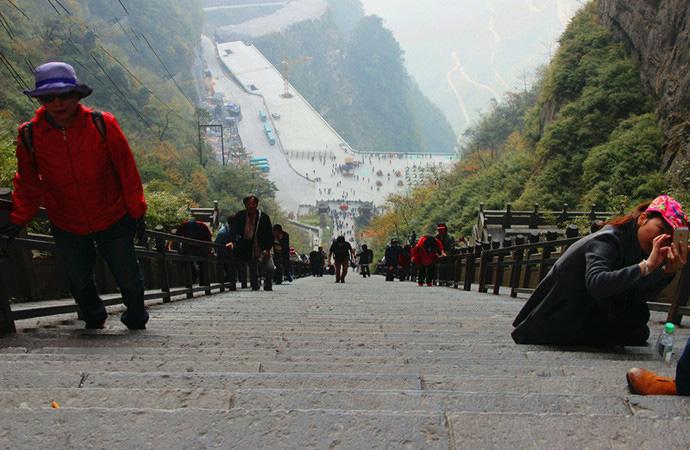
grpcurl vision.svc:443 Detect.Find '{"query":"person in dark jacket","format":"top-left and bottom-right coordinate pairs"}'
top-left (435, 223), bottom-right (455, 255)
top-left (175, 216), bottom-right (212, 285)
top-left (512, 196), bottom-right (688, 347)
top-left (356, 244), bottom-right (374, 278)
top-left (309, 247), bottom-right (324, 276)
top-left (272, 224), bottom-right (291, 284)
top-left (384, 239), bottom-right (402, 281)
top-left (228, 195), bottom-right (274, 291)
top-left (398, 244), bottom-right (412, 281)
top-left (0, 62), bottom-right (148, 330)
top-left (329, 236), bottom-right (354, 283)
top-left (215, 215), bottom-right (247, 290)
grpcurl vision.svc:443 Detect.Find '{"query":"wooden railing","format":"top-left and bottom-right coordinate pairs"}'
top-left (0, 197), bottom-right (311, 334)
top-left (474, 202), bottom-right (617, 242)
top-left (379, 226), bottom-right (690, 324)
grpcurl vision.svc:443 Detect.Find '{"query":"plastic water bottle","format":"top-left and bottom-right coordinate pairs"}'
top-left (656, 322), bottom-right (675, 363)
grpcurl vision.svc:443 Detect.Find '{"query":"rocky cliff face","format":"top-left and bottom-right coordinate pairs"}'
top-left (600, 0), bottom-right (689, 185)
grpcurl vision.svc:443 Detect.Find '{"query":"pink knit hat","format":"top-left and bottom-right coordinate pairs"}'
top-left (646, 195), bottom-right (688, 230)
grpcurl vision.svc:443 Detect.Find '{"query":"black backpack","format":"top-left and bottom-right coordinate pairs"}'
top-left (19, 111), bottom-right (107, 172)
top-left (423, 236), bottom-right (439, 253)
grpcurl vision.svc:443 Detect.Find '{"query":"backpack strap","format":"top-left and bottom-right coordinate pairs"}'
top-left (91, 111), bottom-right (107, 140)
top-left (18, 122), bottom-right (39, 173)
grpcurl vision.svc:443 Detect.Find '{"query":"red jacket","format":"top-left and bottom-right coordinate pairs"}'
top-left (10, 105), bottom-right (146, 235)
top-left (412, 236), bottom-right (445, 266)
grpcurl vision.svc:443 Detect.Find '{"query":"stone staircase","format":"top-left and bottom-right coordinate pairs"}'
top-left (1, 276), bottom-right (689, 449)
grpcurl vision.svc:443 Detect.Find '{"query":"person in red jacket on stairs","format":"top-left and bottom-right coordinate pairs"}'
top-left (0, 62), bottom-right (149, 330)
top-left (412, 235), bottom-right (446, 286)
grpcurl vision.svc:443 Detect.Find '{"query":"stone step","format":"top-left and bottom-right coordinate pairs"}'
top-left (0, 388), bottom-right (231, 410)
top-left (0, 369), bottom-right (674, 396)
top-left (0, 408), bottom-right (450, 449)
top-left (1, 387), bottom-right (688, 418)
top-left (2, 407), bottom-right (689, 449)
top-left (446, 412), bottom-right (690, 448)
top-left (0, 356), bottom-right (678, 378)
top-left (0, 345), bottom-right (664, 368)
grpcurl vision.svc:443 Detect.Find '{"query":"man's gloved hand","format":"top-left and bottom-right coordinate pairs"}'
top-left (132, 216), bottom-right (146, 244)
top-left (0, 222), bottom-right (23, 241)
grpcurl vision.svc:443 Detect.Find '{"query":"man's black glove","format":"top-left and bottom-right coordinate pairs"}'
top-left (132, 216), bottom-right (147, 244)
top-left (0, 222), bottom-right (23, 241)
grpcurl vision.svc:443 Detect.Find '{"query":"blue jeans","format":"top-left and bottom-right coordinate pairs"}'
top-left (51, 215), bottom-right (148, 326)
top-left (676, 336), bottom-right (690, 395)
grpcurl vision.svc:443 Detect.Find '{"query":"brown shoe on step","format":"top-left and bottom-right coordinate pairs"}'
top-left (626, 368), bottom-right (677, 395)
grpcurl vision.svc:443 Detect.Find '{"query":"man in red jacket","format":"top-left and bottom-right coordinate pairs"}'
top-left (0, 62), bottom-right (149, 330)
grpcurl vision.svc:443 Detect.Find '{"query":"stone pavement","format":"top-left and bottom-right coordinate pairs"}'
top-left (1, 276), bottom-right (689, 449)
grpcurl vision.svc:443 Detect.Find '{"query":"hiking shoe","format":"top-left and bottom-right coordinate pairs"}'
top-left (120, 316), bottom-right (147, 330)
top-left (626, 368), bottom-right (676, 395)
top-left (120, 310), bottom-right (148, 330)
top-left (84, 319), bottom-right (106, 330)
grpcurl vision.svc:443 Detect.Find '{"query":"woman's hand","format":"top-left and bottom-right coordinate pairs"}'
top-left (663, 241), bottom-right (689, 275)
top-left (646, 234), bottom-right (671, 272)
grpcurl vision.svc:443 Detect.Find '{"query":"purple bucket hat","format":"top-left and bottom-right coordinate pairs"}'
top-left (23, 62), bottom-right (92, 98)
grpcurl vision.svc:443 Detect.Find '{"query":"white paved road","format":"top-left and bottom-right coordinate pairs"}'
top-left (202, 35), bottom-right (315, 214)
top-left (208, 38), bottom-right (456, 211)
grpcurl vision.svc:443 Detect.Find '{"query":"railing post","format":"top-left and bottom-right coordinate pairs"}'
top-left (530, 203), bottom-right (540, 228)
top-left (202, 253), bottom-right (212, 295)
top-left (667, 264), bottom-right (690, 325)
top-left (478, 241), bottom-right (491, 293)
top-left (565, 224), bottom-right (580, 239)
top-left (155, 229), bottom-right (171, 303)
top-left (217, 253), bottom-right (226, 292)
top-left (185, 256), bottom-right (194, 299)
top-left (523, 232), bottom-right (540, 289)
top-left (0, 242), bottom-right (16, 334)
top-left (464, 244), bottom-right (481, 291)
top-left (492, 237), bottom-right (512, 295)
top-left (503, 203), bottom-right (512, 229)
top-left (589, 204), bottom-right (597, 222)
top-left (538, 231), bottom-right (558, 281)
top-left (559, 203), bottom-right (569, 223)
top-left (510, 235), bottom-right (525, 298)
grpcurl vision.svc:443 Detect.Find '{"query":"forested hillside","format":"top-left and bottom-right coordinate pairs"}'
top-left (365, 1), bottom-right (682, 250)
top-left (246, 1), bottom-right (457, 154)
top-left (0, 0), bottom-right (295, 237)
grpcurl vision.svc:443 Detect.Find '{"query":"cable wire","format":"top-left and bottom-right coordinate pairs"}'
top-left (116, 0), bottom-right (129, 15)
top-left (46, 0), bottom-right (61, 15)
top-left (5, 0), bottom-right (30, 20)
top-left (0, 11), bottom-right (15, 41)
top-left (90, 53), bottom-right (151, 126)
top-left (52, 0), bottom-right (71, 15)
top-left (139, 32), bottom-right (195, 108)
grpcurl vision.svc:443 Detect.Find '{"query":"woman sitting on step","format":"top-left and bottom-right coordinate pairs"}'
top-left (511, 195), bottom-right (688, 346)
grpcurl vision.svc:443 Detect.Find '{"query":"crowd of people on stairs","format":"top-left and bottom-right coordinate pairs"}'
top-left (1, 62), bottom-right (690, 399)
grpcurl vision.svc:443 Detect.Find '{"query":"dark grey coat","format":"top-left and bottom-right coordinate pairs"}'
top-left (512, 221), bottom-right (673, 345)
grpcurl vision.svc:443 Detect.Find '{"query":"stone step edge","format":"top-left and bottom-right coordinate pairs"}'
top-left (0, 404), bottom-right (677, 421)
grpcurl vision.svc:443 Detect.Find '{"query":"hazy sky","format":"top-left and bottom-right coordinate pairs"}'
top-left (359, 0), bottom-right (584, 133)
